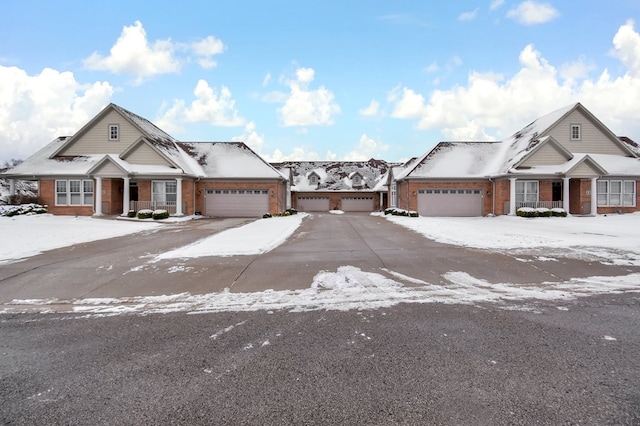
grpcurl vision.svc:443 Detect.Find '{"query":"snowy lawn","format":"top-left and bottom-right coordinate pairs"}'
top-left (0, 214), bottom-right (161, 264)
top-left (382, 213), bottom-right (640, 266)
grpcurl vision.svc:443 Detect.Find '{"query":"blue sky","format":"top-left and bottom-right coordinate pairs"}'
top-left (2, 1), bottom-right (640, 163)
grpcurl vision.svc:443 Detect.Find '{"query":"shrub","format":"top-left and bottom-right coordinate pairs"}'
top-left (262, 213), bottom-right (272, 219)
top-left (137, 209), bottom-right (153, 219)
top-left (551, 208), bottom-right (568, 217)
top-left (409, 211), bottom-right (419, 217)
top-left (516, 207), bottom-right (538, 218)
top-left (286, 208), bottom-right (298, 215)
top-left (536, 207), bottom-right (553, 217)
top-left (1, 203), bottom-right (48, 217)
top-left (152, 209), bottom-right (169, 220)
top-left (127, 210), bottom-right (137, 218)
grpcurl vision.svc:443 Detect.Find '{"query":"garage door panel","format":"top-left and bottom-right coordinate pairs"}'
top-left (342, 197), bottom-right (374, 212)
top-left (298, 197), bottom-right (330, 212)
top-left (205, 189), bottom-right (269, 217)
top-left (418, 189), bottom-right (482, 217)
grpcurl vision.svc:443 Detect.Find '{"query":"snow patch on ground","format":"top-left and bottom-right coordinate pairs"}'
top-left (386, 214), bottom-right (640, 265)
top-left (5, 266), bottom-right (640, 316)
top-left (155, 214), bottom-right (306, 259)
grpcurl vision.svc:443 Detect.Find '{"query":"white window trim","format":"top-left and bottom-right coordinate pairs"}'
top-left (597, 179), bottom-right (636, 207)
top-left (152, 180), bottom-right (177, 204)
top-left (570, 124), bottom-right (581, 141)
top-left (109, 124), bottom-right (119, 141)
top-left (55, 179), bottom-right (94, 206)
top-left (515, 180), bottom-right (539, 203)
top-left (390, 184), bottom-right (397, 207)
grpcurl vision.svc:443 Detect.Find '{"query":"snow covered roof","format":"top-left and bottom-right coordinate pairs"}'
top-left (271, 159), bottom-right (389, 192)
top-left (179, 142), bottom-right (284, 179)
top-left (399, 103), bottom-right (640, 181)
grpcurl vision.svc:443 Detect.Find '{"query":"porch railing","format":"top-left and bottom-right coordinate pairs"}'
top-left (516, 201), bottom-right (563, 209)
top-left (129, 201), bottom-right (186, 215)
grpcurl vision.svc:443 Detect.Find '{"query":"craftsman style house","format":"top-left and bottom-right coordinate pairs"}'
top-left (2, 103), bottom-right (287, 217)
top-left (391, 103), bottom-right (640, 216)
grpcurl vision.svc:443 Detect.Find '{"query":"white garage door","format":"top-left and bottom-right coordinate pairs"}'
top-left (418, 189), bottom-right (483, 216)
top-left (297, 197), bottom-right (330, 212)
top-left (205, 189), bottom-right (269, 217)
top-left (342, 197), bottom-right (374, 212)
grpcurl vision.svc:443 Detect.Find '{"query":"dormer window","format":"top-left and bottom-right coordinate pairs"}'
top-left (352, 175), bottom-right (362, 186)
top-left (109, 124), bottom-right (119, 141)
top-left (309, 175), bottom-right (318, 185)
top-left (571, 124), bottom-right (581, 140)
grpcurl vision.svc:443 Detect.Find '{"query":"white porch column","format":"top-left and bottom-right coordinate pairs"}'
top-left (175, 177), bottom-right (183, 216)
top-left (562, 177), bottom-right (570, 214)
top-left (9, 179), bottom-right (15, 196)
top-left (509, 178), bottom-right (517, 215)
top-left (94, 177), bottom-right (103, 216)
top-left (121, 177), bottom-right (130, 216)
top-left (590, 177), bottom-right (598, 216)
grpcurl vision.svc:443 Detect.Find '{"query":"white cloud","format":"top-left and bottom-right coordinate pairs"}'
top-left (490, 0), bottom-right (505, 11)
top-left (425, 61), bottom-right (439, 73)
top-left (0, 66), bottom-right (113, 161)
top-left (459, 9), bottom-right (479, 21)
top-left (262, 72), bottom-right (272, 87)
top-left (506, 1), bottom-right (560, 25)
top-left (559, 56), bottom-right (594, 81)
top-left (266, 147), bottom-right (337, 162)
top-left (156, 79), bottom-right (245, 130)
top-left (232, 121), bottom-right (264, 153)
top-left (277, 67), bottom-right (341, 127)
top-left (612, 20), bottom-right (640, 78)
top-left (359, 99), bottom-right (380, 117)
top-left (343, 134), bottom-right (389, 160)
top-left (83, 21), bottom-right (225, 83)
top-left (190, 35), bottom-right (225, 69)
top-left (388, 21), bottom-right (640, 141)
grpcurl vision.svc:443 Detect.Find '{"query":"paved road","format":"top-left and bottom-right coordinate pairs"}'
top-left (1, 295), bottom-right (639, 425)
top-left (0, 213), bottom-right (635, 305)
top-left (2, 213), bottom-right (640, 424)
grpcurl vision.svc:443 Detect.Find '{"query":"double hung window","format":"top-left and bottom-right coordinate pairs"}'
top-left (55, 179), bottom-right (94, 206)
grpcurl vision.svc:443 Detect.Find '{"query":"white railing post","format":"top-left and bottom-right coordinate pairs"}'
top-left (175, 177), bottom-right (183, 216)
top-left (563, 177), bottom-right (570, 215)
top-left (121, 177), bottom-right (130, 216)
top-left (509, 178), bottom-right (517, 215)
top-left (591, 177), bottom-right (598, 216)
top-left (94, 177), bottom-right (103, 216)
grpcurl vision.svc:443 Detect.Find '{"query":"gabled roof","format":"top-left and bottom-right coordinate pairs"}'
top-left (50, 103), bottom-right (177, 158)
top-left (271, 159), bottom-right (389, 192)
top-left (619, 136), bottom-right (640, 156)
top-left (512, 135), bottom-right (574, 169)
top-left (396, 141), bottom-right (500, 180)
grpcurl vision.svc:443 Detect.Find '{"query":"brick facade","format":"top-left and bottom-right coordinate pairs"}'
top-left (292, 191), bottom-right (381, 211)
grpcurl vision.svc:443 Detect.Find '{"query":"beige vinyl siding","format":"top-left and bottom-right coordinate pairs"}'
top-left (123, 143), bottom-right (172, 166)
top-left (58, 110), bottom-right (144, 156)
top-left (567, 161), bottom-right (600, 178)
top-left (93, 161), bottom-right (124, 177)
top-left (519, 143), bottom-right (569, 167)
top-left (548, 110), bottom-right (628, 155)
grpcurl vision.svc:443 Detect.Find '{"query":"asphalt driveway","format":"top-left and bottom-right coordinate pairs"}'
top-left (0, 213), bottom-right (636, 307)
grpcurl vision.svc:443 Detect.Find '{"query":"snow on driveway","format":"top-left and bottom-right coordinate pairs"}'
top-left (7, 265), bottom-right (640, 316)
top-left (155, 214), bottom-right (307, 259)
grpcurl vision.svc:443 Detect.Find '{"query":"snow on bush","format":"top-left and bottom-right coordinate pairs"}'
top-left (1, 203), bottom-right (48, 217)
top-left (152, 209), bottom-right (169, 220)
top-left (137, 209), bottom-right (153, 219)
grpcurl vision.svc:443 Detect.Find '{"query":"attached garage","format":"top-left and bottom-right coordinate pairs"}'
top-left (205, 189), bottom-right (269, 217)
top-left (341, 196), bottom-right (374, 212)
top-left (297, 197), bottom-right (330, 212)
top-left (418, 189), bottom-right (483, 216)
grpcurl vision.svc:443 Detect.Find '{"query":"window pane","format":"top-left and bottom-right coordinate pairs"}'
top-left (83, 180), bottom-right (94, 193)
top-left (57, 194), bottom-right (67, 204)
top-left (597, 194), bottom-right (607, 206)
top-left (526, 181), bottom-right (538, 193)
top-left (610, 181), bottom-right (622, 194)
top-left (623, 194), bottom-right (634, 206)
top-left (610, 194), bottom-right (621, 206)
top-left (597, 181), bottom-right (608, 193)
top-left (70, 194), bottom-right (81, 205)
top-left (56, 181), bottom-right (67, 193)
top-left (84, 194), bottom-right (94, 205)
top-left (69, 180), bottom-right (81, 192)
top-left (515, 181), bottom-right (524, 193)
top-left (166, 182), bottom-right (177, 194)
top-left (624, 181), bottom-right (635, 194)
